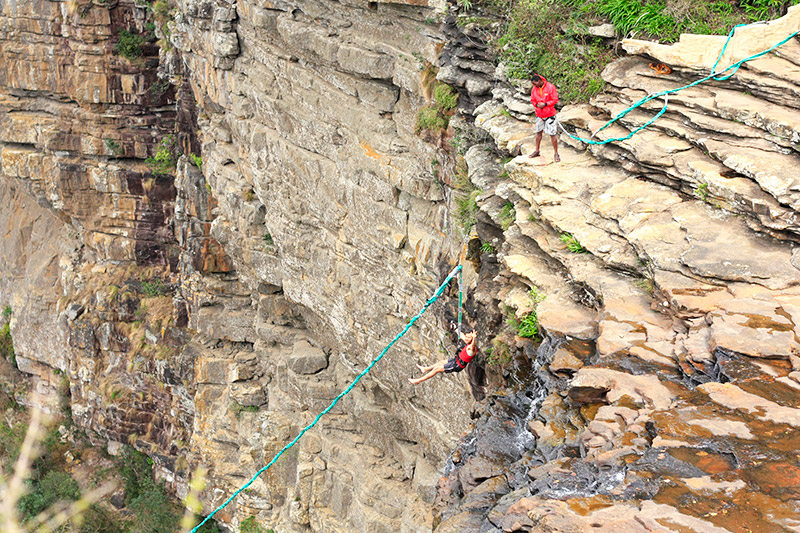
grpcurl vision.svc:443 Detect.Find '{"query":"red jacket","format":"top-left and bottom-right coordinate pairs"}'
top-left (530, 77), bottom-right (558, 119)
top-left (456, 345), bottom-right (474, 368)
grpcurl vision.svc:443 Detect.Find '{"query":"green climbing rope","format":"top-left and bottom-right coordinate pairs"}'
top-left (190, 264), bottom-right (463, 532)
top-left (561, 21), bottom-right (800, 145)
top-left (457, 267), bottom-right (463, 339)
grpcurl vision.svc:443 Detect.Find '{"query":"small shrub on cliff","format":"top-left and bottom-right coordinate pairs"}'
top-left (507, 287), bottom-right (546, 339)
top-left (79, 504), bottom-right (128, 533)
top-left (0, 419), bottom-right (26, 471)
top-left (230, 402), bottom-right (259, 419)
top-left (634, 277), bottom-right (655, 296)
top-left (189, 153), bottom-right (203, 168)
top-left (115, 29), bottom-right (146, 60)
top-left (415, 82), bottom-right (459, 138)
top-left (415, 107), bottom-right (448, 133)
top-left (18, 470), bottom-right (82, 520)
top-left (433, 83), bottom-right (458, 112)
top-left (197, 517), bottom-right (222, 533)
top-left (694, 182), bottom-right (710, 202)
top-left (115, 446), bottom-right (180, 533)
top-left (128, 487), bottom-right (180, 533)
top-left (142, 278), bottom-right (169, 297)
top-left (148, 78), bottom-right (172, 98)
top-left (0, 323), bottom-right (16, 366)
top-left (486, 339), bottom-right (511, 366)
top-left (241, 516), bottom-right (272, 533)
top-left (118, 446), bottom-right (154, 504)
top-left (145, 134), bottom-right (179, 175)
top-left (105, 138), bottom-right (122, 156)
top-left (2, 305), bottom-right (11, 319)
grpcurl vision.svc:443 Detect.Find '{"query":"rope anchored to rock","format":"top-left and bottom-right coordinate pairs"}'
top-left (559, 21), bottom-right (800, 146)
top-left (190, 264), bottom-right (463, 532)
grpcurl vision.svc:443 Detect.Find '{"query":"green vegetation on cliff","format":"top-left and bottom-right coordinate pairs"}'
top-left (115, 29), bottom-right (146, 60)
top-left (416, 82), bottom-right (459, 135)
top-left (1, 322), bottom-right (15, 366)
top-left (146, 134), bottom-right (179, 175)
top-left (465, 0), bottom-right (800, 103)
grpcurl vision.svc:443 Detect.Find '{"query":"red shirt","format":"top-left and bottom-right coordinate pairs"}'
top-left (530, 76), bottom-right (559, 119)
top-left (457, 345), bottom-right (474, 368)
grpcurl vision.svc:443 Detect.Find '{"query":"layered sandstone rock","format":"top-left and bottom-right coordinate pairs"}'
top-left (439, 7), bottom-right (800, 532)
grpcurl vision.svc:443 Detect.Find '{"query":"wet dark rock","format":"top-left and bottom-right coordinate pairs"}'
top-left (109, 491), bottom-right (126, 509)
top-left (567, 385), bottom-right (608, 405)
top-left (529, 460), bottom-right (626, 500)
top-left (630, 447), bottom-right (706, 478)
top-left (616, 470), bottom-right (661, 500)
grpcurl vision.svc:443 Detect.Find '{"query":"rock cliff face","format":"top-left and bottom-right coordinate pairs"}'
top-left (1, 0), bottom-right (486, 530)
top-left (1, 0), bottom-right (800, 530)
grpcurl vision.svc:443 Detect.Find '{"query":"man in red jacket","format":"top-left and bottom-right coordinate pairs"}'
top-left (529, 74), bottom-right (561, 163)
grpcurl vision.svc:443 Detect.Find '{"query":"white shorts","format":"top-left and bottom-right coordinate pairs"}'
top-left (535, 116), bottom-right (558, 136)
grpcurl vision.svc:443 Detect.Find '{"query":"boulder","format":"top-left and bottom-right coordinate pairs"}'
top-left (288, 340), bottom-right (328, 375)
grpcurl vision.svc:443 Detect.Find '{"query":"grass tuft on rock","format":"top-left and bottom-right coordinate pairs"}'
top-left (560, 232), bottom-right (588, 253)
top-left (499, 202), bottom-right (516, 230)
top-left (456, 189), bottom-right (482, 235)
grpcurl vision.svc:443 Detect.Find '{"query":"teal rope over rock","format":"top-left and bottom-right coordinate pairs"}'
top-left (561, 21), bottom-right (800, 146)
top-left (191, 264), bottom-right (463, 532)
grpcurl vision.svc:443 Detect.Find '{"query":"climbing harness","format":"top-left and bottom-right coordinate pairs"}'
top-left (559, 21), bottom-right (800, 146)
top-left (191, 264), bottom-right (463, 532)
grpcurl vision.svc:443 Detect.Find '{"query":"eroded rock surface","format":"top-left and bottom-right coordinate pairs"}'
top-left (438, 7), bottom-right (800, 532)
top-left (2, 0), bottom-right (800, 531)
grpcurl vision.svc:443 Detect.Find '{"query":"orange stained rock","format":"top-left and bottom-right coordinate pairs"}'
top-left (565, 494), bottom-right (615, 516)
top-left (746, 462), bottom-right (800, 499)
top-left (668, 447), bottom-right (734, 475)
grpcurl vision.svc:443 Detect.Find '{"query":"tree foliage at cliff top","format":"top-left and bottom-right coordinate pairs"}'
top-left (467, 0), bottom-right (800, 103)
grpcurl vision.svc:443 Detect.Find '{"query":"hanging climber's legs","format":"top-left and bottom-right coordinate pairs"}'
top-left (416, 362), bottom-right (433, 373)
top-left (409, 360), bottom-right (447, 385)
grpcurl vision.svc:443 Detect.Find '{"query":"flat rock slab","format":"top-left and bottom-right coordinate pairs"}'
top-left (699, 382), bottom-right (800, 427)
top-left (569, 368), bottom-right (674, 410)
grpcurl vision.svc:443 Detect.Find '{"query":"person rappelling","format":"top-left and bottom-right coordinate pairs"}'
top-left (408, 329), bottom-right (478, 385)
